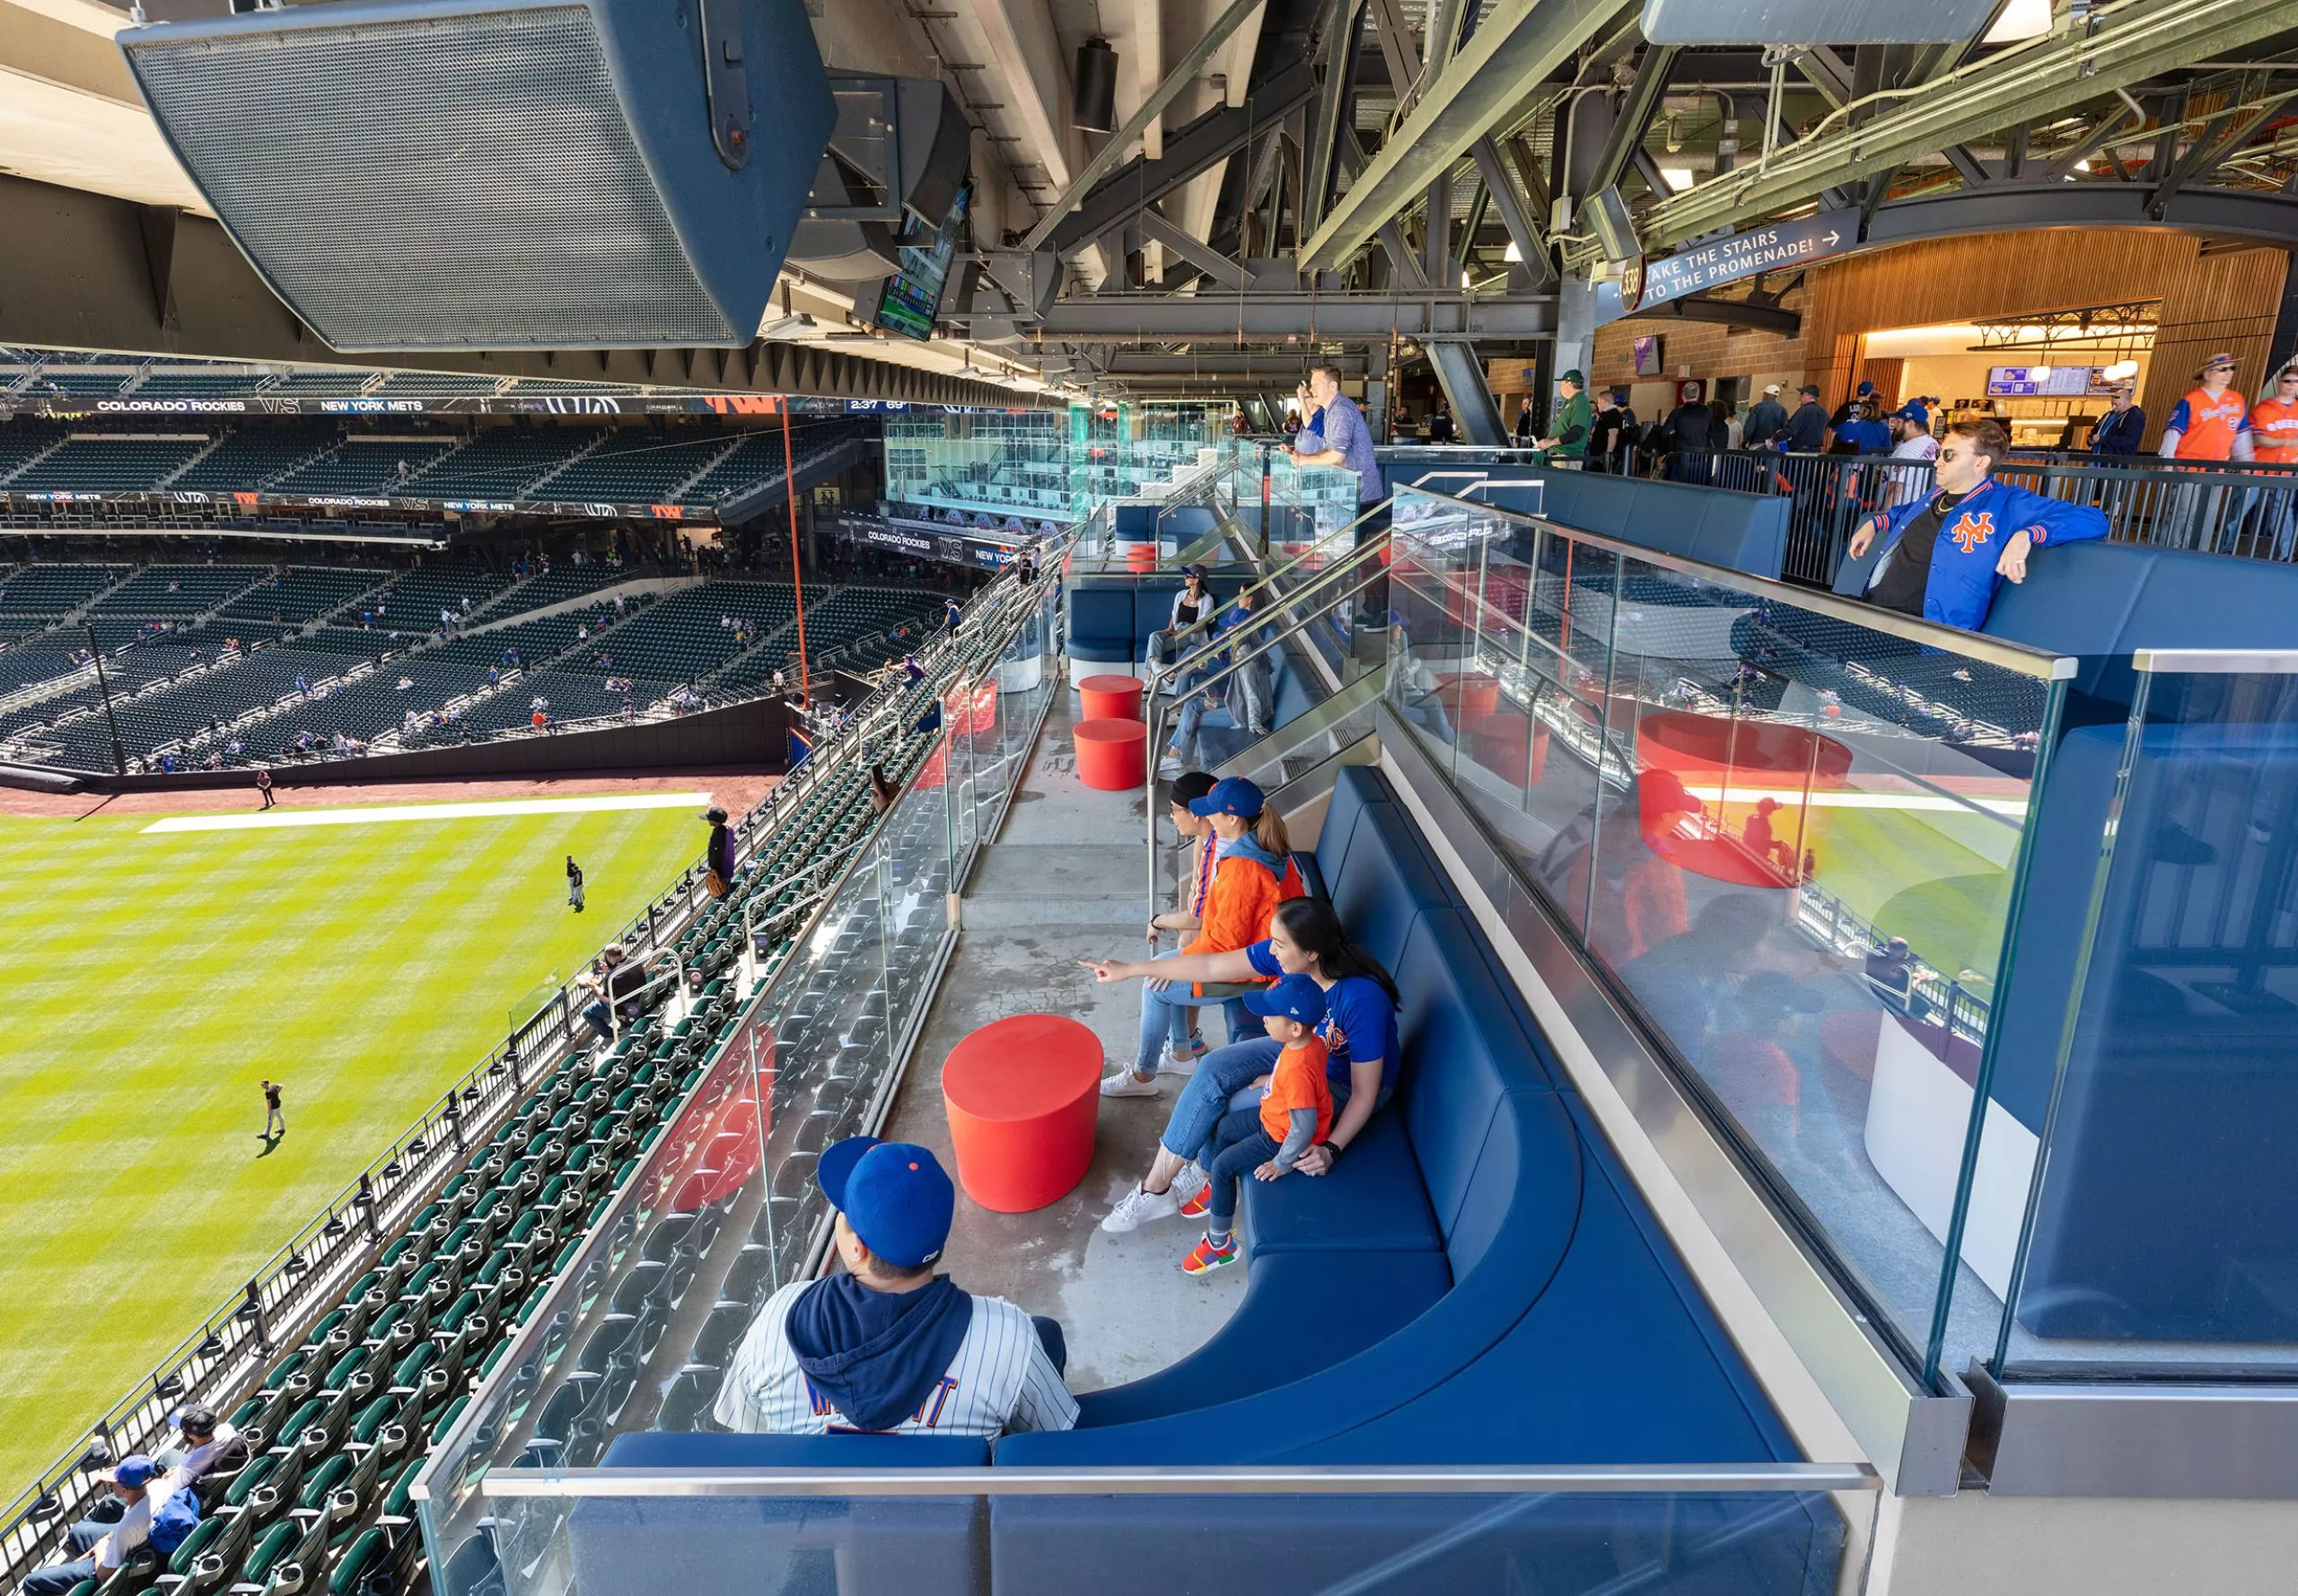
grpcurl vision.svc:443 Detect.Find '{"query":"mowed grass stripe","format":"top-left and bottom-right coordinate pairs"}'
top-left (0, 805), bottom-right (703, 1491)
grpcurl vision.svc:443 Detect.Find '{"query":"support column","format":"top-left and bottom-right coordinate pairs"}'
top-left (1553, 274), bottom-right (1601, 405)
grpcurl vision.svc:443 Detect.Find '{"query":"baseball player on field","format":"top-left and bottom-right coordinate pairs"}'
top-left (715, 1137), bottom-right (1078, 1437)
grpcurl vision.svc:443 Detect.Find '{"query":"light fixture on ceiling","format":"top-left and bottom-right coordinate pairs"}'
top-left (2074, 158), bottom-right (2092, 172)
top-left (1460, 268), bottom-right (1472, 290)
top-left (1503, 240), bottom-right (1523, 263)
top-left (2103, 359), bottom-right (2141, 382)
top-left (1660, 167), bottom-right (1696, 193)
top-left (2027, 364), bottom-right (2052, 381)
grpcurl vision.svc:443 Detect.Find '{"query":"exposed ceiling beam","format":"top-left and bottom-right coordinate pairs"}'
top-left (1471, 135), bottom-right (1553, 289)
top-left (1366, 0), bottom-right (1421, 103)
top-left (1586, 41), bottom-right (1680, 197)
top-left (1639, 0), bottom-right (2298, 249)
top-left (1046, 57), bottom-right (1320, 254)
top-left (1100, 351), bottom-right (1369, 377)
top-left (1019, 0), bottom-right (1269, 251)
top-left (1030, 290), bottom-right (1557, 339)
top-left (1301, 0), bottom-right (1370, 236)
top-left (1137, 208), bottom-right (1258, 289)
top-left (1299, 0), bottom-right (1634, 272)
top-left (1136, 0), bottom-right (1164, 162)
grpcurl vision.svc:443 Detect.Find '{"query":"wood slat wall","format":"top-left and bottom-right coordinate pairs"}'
top-left (1800, 230), bottom-right (2288, 447)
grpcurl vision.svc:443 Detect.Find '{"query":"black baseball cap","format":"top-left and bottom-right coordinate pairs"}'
top-left (1162, 770), bottom-right (1216, 810)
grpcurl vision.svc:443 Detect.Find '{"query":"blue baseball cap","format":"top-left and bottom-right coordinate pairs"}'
top-left (819, 1137), bottom-right (954, 1270)
top-left (1890, 403), bottom-right (1929, 426)
top-left (1855, 380), bottom-right (1874, 396)
top-left (1188, 776), bottom-right (1267, 819)
top-left (1242, 972), bottom-right (1327, 1026)
top-left (99, 1456), bottom-right (158, 1488)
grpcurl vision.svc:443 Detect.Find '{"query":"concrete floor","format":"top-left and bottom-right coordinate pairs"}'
top-left (881, 693), bottom-right (1247, 1395)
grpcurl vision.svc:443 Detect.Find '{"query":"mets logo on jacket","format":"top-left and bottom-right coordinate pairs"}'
top-left (1949, 512), bottom-right (1996, 554)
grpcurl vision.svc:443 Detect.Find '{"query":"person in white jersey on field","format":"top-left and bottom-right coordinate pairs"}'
top-left (715, 1137), bottom-right (1078, 1437)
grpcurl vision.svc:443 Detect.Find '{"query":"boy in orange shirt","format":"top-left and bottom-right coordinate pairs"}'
top-left (1181, 975), bottom-right (1334, 1276)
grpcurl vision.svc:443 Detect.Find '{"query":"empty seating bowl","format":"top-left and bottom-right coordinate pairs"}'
top-left (1072, 718), bottom-right (1146, 791)
top-left (941, 1014), bottom-right (1101, 1213)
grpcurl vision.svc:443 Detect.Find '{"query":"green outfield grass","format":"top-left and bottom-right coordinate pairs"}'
top-left (1806, 804), bottom-right (2019, 983)
top-left (0, 798), bottom-right (705, 1493)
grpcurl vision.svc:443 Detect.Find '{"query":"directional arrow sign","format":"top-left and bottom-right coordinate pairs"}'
top-left (1596, 210), bottom-right (1855, 325)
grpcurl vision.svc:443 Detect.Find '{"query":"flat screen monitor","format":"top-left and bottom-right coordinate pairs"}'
top-left (874, 182), bottom-right (970, 341)
top-left (1986, 364), bottom-right (2111, 398)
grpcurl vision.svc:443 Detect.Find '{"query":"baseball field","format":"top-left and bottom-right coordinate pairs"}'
top-left (0, 784), bottom-right (732, 1493)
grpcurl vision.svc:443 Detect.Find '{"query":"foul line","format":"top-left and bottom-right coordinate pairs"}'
top-left (143, 793), bottom-right (712, 834)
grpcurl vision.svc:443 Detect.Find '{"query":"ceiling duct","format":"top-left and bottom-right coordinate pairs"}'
top-left (1640, 0), bottom-right (2002, 43)
top-left (120, 0), bottom-right (835, 350)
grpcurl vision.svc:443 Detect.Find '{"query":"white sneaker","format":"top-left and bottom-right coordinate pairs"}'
top-left (1164, 1043), bottom-right (1203, 1076)
top-left (1101, 1182), bottom-right (1182, 1232)
top-left (1157, 754), bottom-right (1183, 777)
top-left (1099, 1070), bottom-right (1160, 1099)
top-left (1171, 1163), bottom-right (1209, 1210)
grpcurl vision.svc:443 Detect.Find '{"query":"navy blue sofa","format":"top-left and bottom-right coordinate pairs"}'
top-left (1390, 466), bottom-right (1791, 582)
top-left (989, 767), bottom-right (1838, 1591)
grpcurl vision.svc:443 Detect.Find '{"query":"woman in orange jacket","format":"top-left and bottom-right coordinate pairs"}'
top-left (1100, 776), bottom-right (1302, 1097)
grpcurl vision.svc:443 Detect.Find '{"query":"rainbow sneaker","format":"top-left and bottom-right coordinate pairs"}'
top-left (1181, 1232), bottom-right (1239, 1276)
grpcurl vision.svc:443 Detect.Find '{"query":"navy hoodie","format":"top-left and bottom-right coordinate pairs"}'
top-left (785, 1274), bottom-right (974, 1432)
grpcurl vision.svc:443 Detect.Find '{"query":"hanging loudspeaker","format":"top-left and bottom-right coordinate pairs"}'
top-left (120, 0), bottom-right (836, 351)
top-left (1072, 38), bottom-right (1118, 134)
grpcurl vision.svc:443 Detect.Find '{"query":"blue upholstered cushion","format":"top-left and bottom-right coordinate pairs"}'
top-left (1241, 1108), bottom-right (1440, 1256)
top-left (1074, 1248), bottom-right (1450, 1428)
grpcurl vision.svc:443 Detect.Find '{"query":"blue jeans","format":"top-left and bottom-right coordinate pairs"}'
top-left (581, 998), bottom-right (614, 1042)
top-left (1130, 952), bottom-right (1199, 1078)
top-left (22, 1517), bottom-right (118, 1596)
top-left (1165, 671), bottom-right (1210, 760)
top-left (1206, 1114), bottom-right (1280, 1227)
top-left (1160, 1040), bottom-right (1377, 1169)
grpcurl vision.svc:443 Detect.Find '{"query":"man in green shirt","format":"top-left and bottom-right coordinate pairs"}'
top-left (1538, 368), bottom-right (1592, 460)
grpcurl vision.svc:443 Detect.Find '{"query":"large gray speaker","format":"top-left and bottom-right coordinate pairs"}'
top-left (120, 0), bottom-right (836, 350)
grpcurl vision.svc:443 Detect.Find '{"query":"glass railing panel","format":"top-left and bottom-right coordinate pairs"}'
top-left (1384, 483), bottom-right (2073, 1376)
top-left (1966, 653), bottom-right (2298, 1381)
top-left (473, 1475), bottom-right (1866, 1596)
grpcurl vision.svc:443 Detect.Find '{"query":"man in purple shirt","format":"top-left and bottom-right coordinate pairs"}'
top-left (1290, 364), bottom-right (1389, 623)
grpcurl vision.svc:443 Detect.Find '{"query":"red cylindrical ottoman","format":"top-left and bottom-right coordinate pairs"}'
top-left (942, 1013), bottom-right (1101, 1212)
top-left (1078, 673), bottom-right (1145, 721)
top-left (1073, 717), bottom-right (1147, 790)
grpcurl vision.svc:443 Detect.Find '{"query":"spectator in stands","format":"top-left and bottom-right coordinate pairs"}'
top-left (715, 1136), bottom-right (1076, 1436)
top-left (1744, 384), bottom-right (1789, 449)
top-left (1096, 777), bottom-right (1302, 1099)
top-left (1885, 403), bottom-right (1938, 505)
top-left (1828, 380), bottom-right (1875, 446)
top-left (1220, 585), bottom-right (1276, 736)
top-left (1586, 389), bottom-right (1636, 475)
top-left (703, 804), bottom-right (737, 890)
top-left (1846, 417), bottom-right (2109, 629)
top-left (21, 1457), bottom-right (179, 1596)
top-left (1179, 973), bottom-right (1335, 1275)
top-left (944, 597), bottom-right (963, 634)
top-left (1092, 896), bottom-right (1401, 1231)
top-left (1145, 564), bottom-right (1216, 685)
top-left (1535, 369), bottom-right (1591, 460)
top-left (2161, 353), bottom-right (2252, 460)
top-left (576, 947), bottom-right (649, 1043)
top-left (2250, 359), bottom-right (2298, 557)
top-left (2086, 386), bottom-right (2146, 456)
top-left (1776, 383), bottom-right (1829, 453)
top-left (154, 1407), bottom-right (243, 1499)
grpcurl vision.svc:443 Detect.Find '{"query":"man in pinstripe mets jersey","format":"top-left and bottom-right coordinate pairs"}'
top-left (715, 1137), bottom-right (1078, 1437)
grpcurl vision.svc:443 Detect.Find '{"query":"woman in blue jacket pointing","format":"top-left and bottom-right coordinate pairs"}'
top-left (1845, 417), bottom-right (2108, 632)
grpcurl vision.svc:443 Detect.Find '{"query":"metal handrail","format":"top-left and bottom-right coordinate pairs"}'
top-left (478, 1461), bottom-right (1881, 1497)
top-left (1395, 486), bottom-right (2077, 682)
top-left (1144, 541), bottom-right (1390, 920)
top-left (1154, 499), bottom-right (1390, 680)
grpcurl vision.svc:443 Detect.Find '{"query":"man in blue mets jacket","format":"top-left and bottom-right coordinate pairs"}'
top-left (1846, 417), bottom-right (2108, 631)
